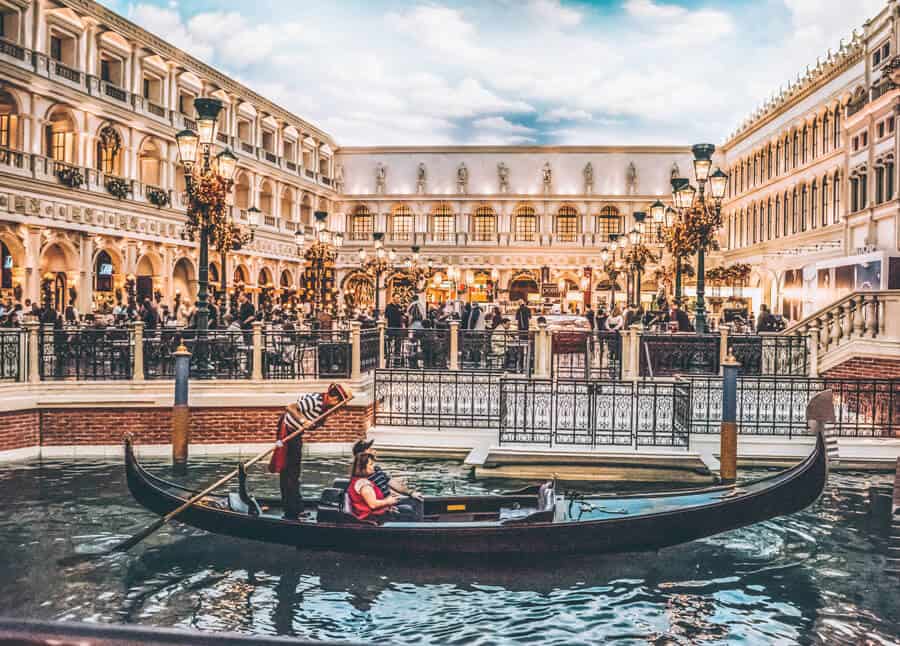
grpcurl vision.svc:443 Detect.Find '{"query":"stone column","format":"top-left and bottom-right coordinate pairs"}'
top-left (449, 320), bottom-right (459, 370)
top-left (808, 323), bottom-right (819, 378)
top-left (377, 319), bottom-right (386, 369)
top-left (350, 320), bottom-right (361, 380)
top-left (251, 321), bottom-right (263, 380)
top-left (719, 325), bottom-right (729, 376)
top-left (132, 320), bottom-right (144, 382)
top-left (24, 321), bottom-right (39, 383)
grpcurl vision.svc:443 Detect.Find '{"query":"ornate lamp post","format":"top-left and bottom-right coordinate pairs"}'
top-left (404, 245), bottom-right (434, 295)
top-left (359, 232), bottom-right (395, 319)
top-left (175, 98), bottom-right (238, 332)
top-left (297, 210), bottom-right (342, 315)
top-left (670, 144), bottom-right (729, 333)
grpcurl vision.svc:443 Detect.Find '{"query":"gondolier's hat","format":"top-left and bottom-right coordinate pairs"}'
top-left (327, 383), bottom-right (351, 402)
top-left (352, 439), bottom-right (374, 455)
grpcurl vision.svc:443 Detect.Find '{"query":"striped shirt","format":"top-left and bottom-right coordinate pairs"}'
top-left (283, 393), bottom-right (324, 431)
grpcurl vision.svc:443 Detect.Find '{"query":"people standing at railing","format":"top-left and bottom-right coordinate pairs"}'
top-left (384, 296), bottom-right (404, 360)
top-left (757, 304), bottom-right (776, 333)
top-left (664, 303), bottom-right (694, 332)
top-left (238, 293), bottom-right (256, 345)
top-left (515, 299), bottom-right (531, 336)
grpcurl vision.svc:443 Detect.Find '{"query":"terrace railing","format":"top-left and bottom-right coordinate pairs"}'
top-left (0, 330), bottom-right (21, 382)
top-left (263, 330), bottom-right (350, 379)
top-left (459, 329), bottom-right (532, 374)
top-left (143, 329), bottom-right (251, 380)
top-left (38, 326), bottom-right (132, 381)
top-left (383, 327), bottom-right (451, 370)
top-left (552, 331), bottom-right (621, 380)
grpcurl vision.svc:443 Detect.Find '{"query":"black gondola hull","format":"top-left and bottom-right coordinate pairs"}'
top-left (125, 433), bottom-right (827, 556)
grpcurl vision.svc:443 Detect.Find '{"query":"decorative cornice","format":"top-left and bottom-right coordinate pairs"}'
top-left (723, 29), bottom-right (866, 150)
top-left (57, 0), bottom-right (336, 146)
top-left (337, 145), bottom-right (692, 155)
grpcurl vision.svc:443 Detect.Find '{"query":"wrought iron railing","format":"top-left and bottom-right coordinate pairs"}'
top-left (286, 160), bottom-right (297, 172)
top-left (263, 330), bottom-right (350, 379)
top-left (53, 62), bottom-right (81, 83)
top-left (147, 101), bottom-right (166, 118)
top-left (0, 330), bottom-right (21, 381)
top-left (687, 376), bottom-right (899, 438)
top-left (240, 141), bottom-right (254, 154)
top-left (728, 334), bottom-right (808, 376)
top-left (0, 37), bottom-right (25, 61)
top-left (264, 151), bottom-right (278, 163)
top-left (143, 330), bottom-right (251, 380)
top-left (103, 82), bottom-right (127, 102)
top-left (499, 378), bottom-right (691, 448)
top-left (39, 326), bottom-right (132, 380)
top-left (305, 169), bottom-right (316, 179)
top-left (384, 327), bottom-right (451, 370)
top-left (216, 132), bottom-right (229, 144)
top-left (552, 331), bottom-right (621, 380)
top-left (640, 334), bottom-right (720, 377)
top-left (359, 328), bottom-right (379, 373)
top-left (459, 329), bottom-right (531, 374)
top-left (375, 369), bottom-right (501, 430)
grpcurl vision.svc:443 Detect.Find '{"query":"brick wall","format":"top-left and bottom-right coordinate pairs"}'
top-left (13, 404), bottom-right (372, 449)
top-left (823, 357), bottom-right (900, 380)
top-left (0, 410), bottom-right (40, 452)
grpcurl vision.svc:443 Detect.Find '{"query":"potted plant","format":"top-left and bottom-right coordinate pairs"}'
top-left (106, 176), bottom-right (131, 200)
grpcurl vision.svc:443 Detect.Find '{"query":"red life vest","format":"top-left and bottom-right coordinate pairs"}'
top-left (347, 476), bottom-right (386, 520)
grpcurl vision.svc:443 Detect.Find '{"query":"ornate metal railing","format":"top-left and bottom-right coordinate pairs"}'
top-left (459, 329), bottom-right (531, 374)
top-left (103, 82), bottom-right (128, 102)
top-left (499, 378), bottom-right (691, 448)
top-left (0, 37), bottom-right (25, 61)
top-left (39, 326), bottom-right (132, 381)
top-left (728, 334), bottom-right (808, 376)
top-left (53, 62), bottom-right (81, 83)
top-left (375, 369), bottom-right (501, 430)
top-left (551, 331), bottom-right (621, 380)
top-left (384, 327), bottom-right (451, 370)
top-left (687, 376), bottom-right (900, 438)
top-left (286, 161), bottom-right (297, 172)
top-left (240, 141), bottom-right (254, 154)
top-left (147, 101), bottom-right (166, 118)
top-left (263, 330), bottom-right (350, 379)
top-left (359, 327), bottom-right (380, 373)
top-left (640, 334), bottom-right (719, 377)
top-left (143, 330), bottom-right (251, 380)
top-left (0, 146), bottom-right (25, 169)
top-left (0, 330), bottom-right (21, 381)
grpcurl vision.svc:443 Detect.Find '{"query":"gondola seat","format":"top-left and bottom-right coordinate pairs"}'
top-left (501, 481), bottom-right (556, 525)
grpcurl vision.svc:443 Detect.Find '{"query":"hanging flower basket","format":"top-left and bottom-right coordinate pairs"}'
top-left (147, 187), bottom-right (170, 208)
top-left (106, 176), bottom-right (131, 200)
top-left (56, 166), bottom-right (84, 188)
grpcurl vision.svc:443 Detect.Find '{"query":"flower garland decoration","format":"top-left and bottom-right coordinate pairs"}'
top-left (663, 217), bottom-right (696, 259)
top-left (706, 263), bottom-right (751, 286)
top-left (184, 168), bottom-right (229, 240)
top-left (56, 166), bottom-right (84, 188)
top-left (677, 204), bottom-right (723, 254)
top-left (106, 176), bottom-right (130, 200)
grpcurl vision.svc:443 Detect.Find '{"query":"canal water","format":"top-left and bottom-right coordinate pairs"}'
top-left (0, 454), bottom-right (897, 645)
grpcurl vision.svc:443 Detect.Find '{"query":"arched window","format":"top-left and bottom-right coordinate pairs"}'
top-left (0, 90), bottom-right (20, 152)
top-left (833, 171), bottom-right (841, 223)
top-left (833, 108), bottom-right (841, 149)
top-left (234, 174), bottom-right (250, 210)
top-left (94, 250), bottom-right (113, 292)
top-left (792, 130), bottom-right (800, 168)
top-left (775, 196), bottom-right (781, 238)
top-left (887, 157), bottom-right (895, 201)
top-left (514, 205), bottom-right (537, 242)
top-left (822, 110), bottom-right (831, 153)
top-left (597, 206), bottom-right (624, 242)
top-left (1, 241), bottom-right (13, 289)
top-left (259, 181), bottom-right (274, 216)
top-left (783, 136), bottom-right (790, 171)
top-left (801, 124), bottom-right (809, 164)
top-left (556, 205), bottom-right (578, 242)
top-left (811, 118), bottom-right (818, 158)
top-left (783, 191), bottom-right (790, 235)
top-left (350, 205), bottom-right (373, 241)
top-left (280, 188), bottom-right (296, 223)
top-left (766, 198), bottom-right (773, 240)
top-left (96, 125), bottom-right (122, 175)
top-left (431, 203), bottom-right (454, 242)
top-left (752, 204), bottom-right (758, 244)
top-left (810, 180), bottom-right (818, 228)
top-left (821, 176), bottom-right (829, 227)
top-left (391, 204), bottom-right (413, 241)
top-left (792, 187), bottom-right (799, 233)
top-left (46, 106), bottom-right (76, 164)
top-left (738, 210), bottom-right (744, 247)
top-left (472, 206), bottom-right (496, 242)
top-left (775, 141), bottom-right (782, 176)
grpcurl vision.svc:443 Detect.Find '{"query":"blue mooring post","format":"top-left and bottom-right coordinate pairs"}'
top-left (720, 352), bottom-right (740, 484)
top-left (172, 344), bottom-right (191, 475)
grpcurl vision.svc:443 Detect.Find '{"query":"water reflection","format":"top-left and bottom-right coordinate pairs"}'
top-left (0, 458), bottom-right (897, 644)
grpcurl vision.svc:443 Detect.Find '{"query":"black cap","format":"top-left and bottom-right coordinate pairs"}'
top-left (352, 439), bottom-right (374, 455)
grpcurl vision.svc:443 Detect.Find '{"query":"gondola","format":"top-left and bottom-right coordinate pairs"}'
top-left (124, 422), bottom-right (828, 556)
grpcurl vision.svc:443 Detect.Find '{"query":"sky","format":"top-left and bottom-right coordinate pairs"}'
top-left (99, 0), bottom-right (885, 146)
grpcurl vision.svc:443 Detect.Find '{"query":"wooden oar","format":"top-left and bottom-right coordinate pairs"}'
top-left (60, 396), bottom-right (350, 565)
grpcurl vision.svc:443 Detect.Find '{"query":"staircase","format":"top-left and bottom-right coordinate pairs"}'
top-left (784, 290), bottom-right (900, 375)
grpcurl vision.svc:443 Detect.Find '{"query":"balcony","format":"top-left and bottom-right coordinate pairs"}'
top-left (216, 132), bottom-right (229, 145)
top-left (285, 160), bottom-right (297, 172)
top-left (53, 61), bottom-right (81, 84)
top-left (147, 101), bottom-right (166, 118)
top-left (320, 176), bottom-right (332, 187)
top-left (0, 37), bottom-right (25, 61)
top-left (240, 141), bottom-right (254, 155)
top-left (0, 146), bottom-right (26, 170)
top-left (182, 116), bottom-right (197, 131)
top-left (264, 214), bottom-right (277, 228)
top-left (103, 82), bottom-right (128, 103)
top-left (304, 169), bottom-right (316, 180)
top-left (264, 151), bottom-right (278, 164)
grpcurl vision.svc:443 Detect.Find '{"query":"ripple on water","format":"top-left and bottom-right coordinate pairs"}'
top-left (0, 456), bottom-right (898, 645)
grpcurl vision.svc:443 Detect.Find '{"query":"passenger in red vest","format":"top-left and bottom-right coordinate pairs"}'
top-left (347, 452), bottom-right (400, 521)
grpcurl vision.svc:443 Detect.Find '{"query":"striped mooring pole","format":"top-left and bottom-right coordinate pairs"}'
top-left (172, 344), bottom-right (191, 475)
top-left (888, 457), bottom-right (900, 575)
top-left (720, 352), bottom-right (740, 485)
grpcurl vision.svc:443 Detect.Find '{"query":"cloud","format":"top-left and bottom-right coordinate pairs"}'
top-left (472, 116), bottom-right (536, 133)
top-left (538, 108), bottom-right (593, 123)
top-left (528, 0), bottom-right (582, 29)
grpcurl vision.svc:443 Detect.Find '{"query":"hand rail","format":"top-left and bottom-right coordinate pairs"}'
top-left (783, 290), bottom-right (900, 335)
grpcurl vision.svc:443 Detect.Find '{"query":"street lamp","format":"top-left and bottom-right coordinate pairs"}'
top-left (175, 97), bottom-right (236, 334)
top-left (360, 232), bottom-right (393, 319)
top-left (215, 204), bottom-right (257, 319)
top-left (299, 211), bottom-right (339, 315)
top-left (669, 143), bottom-right (729, 333)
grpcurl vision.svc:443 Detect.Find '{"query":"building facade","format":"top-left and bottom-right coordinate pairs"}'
top-left (0, 0), bottom-right (897, 323)
top-left (720, 1), bottom-right (900, 321)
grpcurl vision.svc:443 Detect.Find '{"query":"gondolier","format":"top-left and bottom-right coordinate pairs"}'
top-left (270, 384), bottom-right (351, 519)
